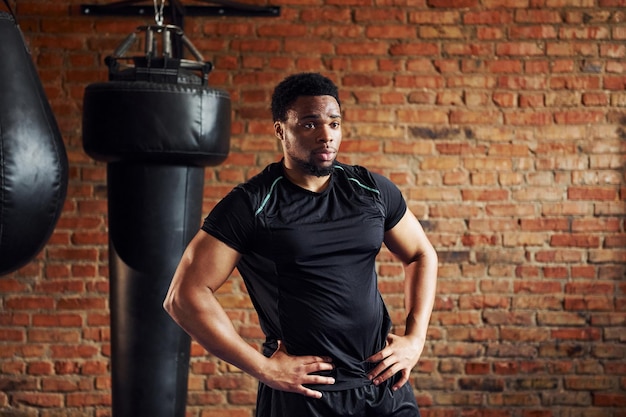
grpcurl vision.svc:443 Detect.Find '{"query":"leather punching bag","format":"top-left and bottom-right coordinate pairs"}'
top-left (82, 24), bottom-right (230, 417)
top-left (0, 10), bottom-right (69, 275)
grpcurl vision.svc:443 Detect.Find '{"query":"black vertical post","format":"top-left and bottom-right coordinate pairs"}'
top-left (107, 163), bottom-right (203, 417)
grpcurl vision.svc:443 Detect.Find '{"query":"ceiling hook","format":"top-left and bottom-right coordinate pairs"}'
top-left (153, 0), bottom-right (165, 26)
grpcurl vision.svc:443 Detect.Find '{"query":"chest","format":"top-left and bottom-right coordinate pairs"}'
top-left (254, 182), bottom-right (385, 264)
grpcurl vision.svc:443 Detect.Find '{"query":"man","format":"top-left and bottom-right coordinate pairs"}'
top-left (164, 72), bottom-right (438, 417)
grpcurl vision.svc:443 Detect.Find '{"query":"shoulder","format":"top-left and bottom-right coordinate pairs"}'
top-left (202, 163), bottom-right (283, 252)
top-left (238, 162), bottom-right (282, 191)
top-left (332, 161), bottom-right (397, 195)
top-left (333, 161), bottom-right (406, 229)
top-left (235, 162), bottom-right (286, 216)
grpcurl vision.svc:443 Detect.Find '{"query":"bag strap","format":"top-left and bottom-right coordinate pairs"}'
top-left (2, 0), bottom-right (16, 19)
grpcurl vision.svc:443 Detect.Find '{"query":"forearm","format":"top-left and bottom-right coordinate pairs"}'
top-left (164, 285), bottom-right (268, 381)
top-left (366, 247), bottom-right (437, 387)
top-left (403, 246), bottom-right (438, 341)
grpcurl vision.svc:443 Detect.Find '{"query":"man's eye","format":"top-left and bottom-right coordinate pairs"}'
top-left (304, 123), bottom-right (315, 129)
top-left (331, 122), bottom-right (340, 128)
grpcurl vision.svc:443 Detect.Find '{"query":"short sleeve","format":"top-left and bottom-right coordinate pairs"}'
top-left (201, 186), bottom-right (255, 254)
top-left (371, 172), bottom-right (407, 231)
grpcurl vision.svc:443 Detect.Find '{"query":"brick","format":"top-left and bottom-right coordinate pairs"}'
top-left (547, 42), bottom-right (598, 57)
top-left (395, 75), bottom-right (445, 88)
top-left (459, 377), bottom-right (505, 392)
top-left (503, 232), bottom-right (548, 247)
top-left (537, 312), bottom-right (587, 326)
top-left (604, 234), bottom-right (626, 248)
top-left (512, 187), bottom-right (564, 202)
top-left (477, 26), bottom-right (505, 40)
top-left (385, 141), bottom-right (434, 155)
top-left (589, 249), bottom-right (626, 263)
top-left (504, 111), bottom-right (552, 125)
top-left (66, 393), bottom-right (111, 407)
top-left (552, 328), bottom-right (602, 341)
top-left (492, 92), bottom-right (517, 107)
top-left (436, 142), bottom-right (487, 153)
top-left (515, 10), bottom-right (563, 23)
top-left (398, 109), bottom-right (448, 124)
top-left (461, 190), bottom-right (510, 202)
top-left (601, 44), bottom-right (626, 58)
top-left (0, 329), bottom-right (26, 343)
top-left (459, 295), bottom-right (510, 309)
top-left (476, 250), bottom-right (527, 264)
top-left (431, 342), bottom-right (484, 358)
top-left (551, 75), bottom-right (602, 90)
top-left (420, 25), bottom-right (466, 39)
top-left (560, 26), bottom-right (611, 40)
top-left (464, 10), bottom-right (514, 24)
top-left (354, 8), bottom-right (404, 23)
top-left (604, 75), bottom-right (626, 90)
top-left (566, 376), bottom-right (615, 391)
top-left (550, 234), bottom-right (601, 248)
top-left (594, 393), bottom-right (626, 407)
top-left (497, 42), bottom-right (545, 56)
top-left (342, 74), bottom-right (391, 87)
top-left (566, 282), bottom-right (614, 296)
top-left (572, 217), bottom-right (621, 232)
top-left (510, 25), bottom-right (558, 39)
top-left (513, 377), bottom-right (560, 391)
top-left (565, 296), bottom-right (615, 311)
top-left (201, 409), bottom-right (252, 417)
top-left (443, 42), bottom-right (493, 56)
top-left (543, 266), bottom-right (569, 279)
top-left (12, 392), bottom-right (64, 407)
top-left (427, 0), bottom-right (479, 6)
top-left (32, 314), bottom-right (83, 327)
top-left (367, 25), bottom-right (417, 39)
top-left (555, 110), bottom-right (605, 124)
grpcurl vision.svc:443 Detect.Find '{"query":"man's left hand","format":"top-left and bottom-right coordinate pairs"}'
top-left (365, 333), bottom-right (425, 391)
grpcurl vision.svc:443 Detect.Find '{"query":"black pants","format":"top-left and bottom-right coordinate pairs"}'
top-left (255, 378), bottom-right (420, 417)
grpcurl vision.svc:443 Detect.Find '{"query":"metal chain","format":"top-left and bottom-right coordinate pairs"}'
top-left (153, 0), bottom-right (165, 26)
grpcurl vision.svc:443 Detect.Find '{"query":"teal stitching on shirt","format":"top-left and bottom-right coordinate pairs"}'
top-left (333, 165), bottom-right (381, 195)
top-left (255, 176), bottom-right (284, 216)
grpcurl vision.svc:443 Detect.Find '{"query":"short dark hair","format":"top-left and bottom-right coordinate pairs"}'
top-left (271, 73), bottom-right (341, 122)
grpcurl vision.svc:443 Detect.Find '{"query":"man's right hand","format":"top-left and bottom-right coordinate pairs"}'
top-left (260, 340), bottom-right (335, 399)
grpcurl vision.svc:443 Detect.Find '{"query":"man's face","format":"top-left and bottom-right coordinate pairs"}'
top-left (274, 95), bottom-right (342, 177)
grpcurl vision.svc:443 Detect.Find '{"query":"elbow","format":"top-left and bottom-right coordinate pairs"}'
top-left (427, 244), bottom-right (438, 264)
top-left (422, 237), bottom-right (438, 262)
top-left (163, 283), bottom-right (211, 325)
top-left (410, 242), bottom-right (438, 267)
top-left (163, 294), bottom-right (172, 315)
top-left (163, 289), bottom-right (181, 321)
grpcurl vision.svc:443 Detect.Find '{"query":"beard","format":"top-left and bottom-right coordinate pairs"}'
top-left (289, 153), bottom-right (334, 177)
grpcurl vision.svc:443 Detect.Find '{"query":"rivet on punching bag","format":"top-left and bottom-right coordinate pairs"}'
top-left (0, 8), bottom-right (69, 275)
top-left (82, 19), bottom-right (230, 417)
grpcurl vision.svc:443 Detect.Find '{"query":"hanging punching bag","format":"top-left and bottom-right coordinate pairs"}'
top-left (82, 23), bottom-right (230, 417)
top-left (0, 10), bottom-right (69, 275)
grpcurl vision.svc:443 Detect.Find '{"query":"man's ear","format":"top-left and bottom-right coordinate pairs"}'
top-left (274, 121), bottom-right (283, 140)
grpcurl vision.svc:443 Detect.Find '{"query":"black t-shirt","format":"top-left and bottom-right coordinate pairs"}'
top-left (202, 161), bottom-right (407, 390)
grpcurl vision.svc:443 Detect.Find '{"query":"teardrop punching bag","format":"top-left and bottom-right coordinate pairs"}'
top-left (82, 23), bottom-right (230, 417)
top-left (0, 10), bottom-right (68, 275)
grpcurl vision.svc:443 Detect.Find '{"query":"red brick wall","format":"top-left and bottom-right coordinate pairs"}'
top-left (1, 0), bottom-right (625, 416)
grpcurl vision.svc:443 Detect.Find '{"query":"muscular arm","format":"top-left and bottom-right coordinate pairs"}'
top-left (367, 209), bottom-right (438, 390)
top-left (163, 231), bottom-right (335, 398)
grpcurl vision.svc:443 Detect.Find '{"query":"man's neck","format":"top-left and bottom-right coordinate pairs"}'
top-left (282, 163), bottom-right (332, 193)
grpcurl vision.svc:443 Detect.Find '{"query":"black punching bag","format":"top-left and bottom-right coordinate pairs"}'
top-left (0, 11), bottom-right (68, 275)
top-left (82, 24), bottom-right (230, 417)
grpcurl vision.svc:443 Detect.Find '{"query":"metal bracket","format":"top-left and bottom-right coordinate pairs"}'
top-left (80, 1), bottom-right (280, 17)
